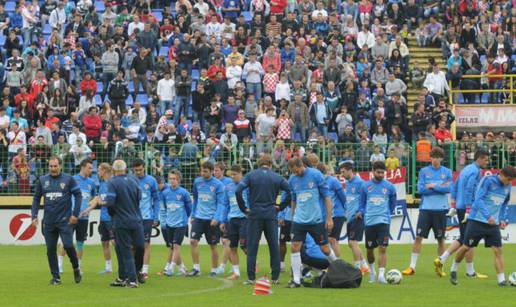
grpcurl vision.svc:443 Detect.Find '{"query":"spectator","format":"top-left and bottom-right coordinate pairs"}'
top-left (221, 96), bottom-right (240, 125)
top-left (131, 48), bottom-right (153, 100)
top-left (385, 73), bottom-right (407, 96)
top-left (243, 53), bottom-right (265, 99)
top-left (274, 109), bottom-right (294, 141)
top-left (255, 107), bottom-right (276, 153)
top-left (101, 42), bottom-right (120, 100)
top-left (309, 92), bottom-right (332, 138)
top-left (156, 71), bottom-right (176, 116)
top-left (219, 123), bottom-right (238, 162)
top-left (423, 64), bottom-right (450, 102)
top-left (434, 119), bottom-right (453, 145)
top-left (34, 119), bottom-right (53, 146)
top-left (174, 69), bottom-right (192, 124)
top-left (108, 71), bottom-right (129, 114)
top-left (69, 137), bottom-right (91, 172)
top-left (82, 106), bottom-right (102, 143)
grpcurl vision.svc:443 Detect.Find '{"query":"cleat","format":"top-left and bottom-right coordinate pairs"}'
top-left (450, 271), bottom-right (458, 285)
top-left (243, 279), bottom-right (255, 285)
top-left (73, 268), bottom-right (82, 284)
top-left (208, 271), bottom-right (217, 277)
top-left (49, 278), bottom-right (62, 285)
top-left (187, 269), bottom-right (201, 277)
top-left (360, 267), bottom-right (370, 274)
top-left (110, 278), bottom-right (127, 287)
top-left (215, 267), bottom-right (225, 275)
top-left (286, 280), bottom-right (301, 288)
top-left (138, 272), bottom-right (146, 284)
top-left (434, 258), bottom-right (446, 277)
top-left (378, 277), bottom-right (388, 284)
top-left (402, 267), bottom-right (415, 276)
top-left (466, 272), bottom-right (488, 279)
top-left (226, 273), bottom-right (240, 280)
top-left (498, 281), bottom-right (509, 287)
top-left (126, 281), bottom-right (138, 288)
top-left (164, 270), bottom-right (173, 277)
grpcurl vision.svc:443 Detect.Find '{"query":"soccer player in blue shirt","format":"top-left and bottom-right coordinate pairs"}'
top-left (31, 156), bottom-right (83, 285)
top-left (188, 161), bottom-right (226, 277)
top-left (214, 162), bottom-right (233, 275)
top-left (287, 157), bottom-right (338, 288)
top-left (434, 150), bottom-right (490, 278)
top-left (301, 234), bottom-right (331, 278)
top-left (358, 161), bottom-right (397, 284)
top-left (58, 158), bottom-right (96, 273)
top-left (316, 162), bottom-right (347, 257)
top-left (339, 161), bottom-right (370, 273)
top-left (220, 164), bottom-right (248, 280)
top-left (449, 166), bottom-right (515, 286)
top-left (278, 192), bottom-right (292, 273)
top-left (132, 158), bottom-right (160, 279)
top-left (80, 163), bottom-right (115, 274)
top-left (161, 170), bottom-right (192, 276)
top-left (403, 147), bottom-right (452, 276)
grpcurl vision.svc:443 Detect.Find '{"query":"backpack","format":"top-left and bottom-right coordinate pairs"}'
top-left (302, 259), bottom-right (362, 289)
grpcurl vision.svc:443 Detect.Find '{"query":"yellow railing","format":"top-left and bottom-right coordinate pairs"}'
top-left (448, 74), bottom-right (516, 105)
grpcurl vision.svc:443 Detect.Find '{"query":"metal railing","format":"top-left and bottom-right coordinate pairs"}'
top-left (448, 74), bottom-right (516, 105)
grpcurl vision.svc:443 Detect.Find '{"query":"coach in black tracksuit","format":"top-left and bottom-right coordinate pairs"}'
top-left (104, 160), bottom-right (145, 288)
top-left (31, 156), bottom-right (83, 285)
top-left (236, 154), bottom-right (291, 283)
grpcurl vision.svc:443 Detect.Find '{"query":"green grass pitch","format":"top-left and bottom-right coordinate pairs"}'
top-left (0, 244), bottom-right (515, 306)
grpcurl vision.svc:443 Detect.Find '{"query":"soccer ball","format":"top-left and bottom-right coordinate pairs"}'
top-left (386, 269), bottom-right (402, 285)
top-left (509, 272), bottom-right (516, 286)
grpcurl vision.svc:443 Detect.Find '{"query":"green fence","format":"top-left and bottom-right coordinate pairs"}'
top-left (1, 141), bottom-right (515, 198)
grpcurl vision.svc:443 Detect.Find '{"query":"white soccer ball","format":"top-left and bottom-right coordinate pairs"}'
top-left (509, 272), bottom-right (516, 286)
top-left (386, 269), bottom-right (402, 285)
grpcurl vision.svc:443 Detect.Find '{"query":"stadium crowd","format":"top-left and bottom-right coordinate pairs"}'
top-left (0, 0), bottom-right (515, 191)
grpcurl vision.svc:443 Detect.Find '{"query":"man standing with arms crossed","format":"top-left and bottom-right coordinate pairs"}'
top-left (105, 160), bottom-right (145, 288)
top-left (31, 156), bottom-right (83, 285)
top-left (236, 154), bottom-right (291, 285)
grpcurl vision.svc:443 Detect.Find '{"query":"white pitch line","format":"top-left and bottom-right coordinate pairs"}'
top-left (53, 278), bottom-right (235, 306)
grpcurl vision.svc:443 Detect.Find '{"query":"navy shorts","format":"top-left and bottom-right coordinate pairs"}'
top-left (161, 226), bottom-right (170, 247)
top-left (416, 210), bottom-right (447, 240)
top-left (457, 209), bottom-right (467, 244)
top-left (229, 218), bottom-right (248, 249)
top-left (143, 220), bottom-right (154, 243)
top-left (292, 222), bottom-right (328, 245)
top-left (329, 216), bottom-right (346, 239)
top-left (280, 221), bottom-right (292, 243)
top-left (221, 224), bottom-right (229, 240)
top-left (346, 218), bottom-right (365, 242)
top-left (191, 219), bottom-right (220, 245)
top-left (365, 223), bottom-right (390, 249)
top-left (72, 219), bottom-right (89, 242)
top-left (166, 226), bottom-right (187, 246)
top-left (463, 220), bottom-right (502, 248)
top-left (98, 221), bottom-right (114, 242)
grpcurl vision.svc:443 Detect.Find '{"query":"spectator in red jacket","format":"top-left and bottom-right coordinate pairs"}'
top-left (30, 70), bottom-right (48, 100)
top-left (207, 57), bottom-right (226, 81)
top-left (270, 0), bottom-right (287, 16)
top-left (434, 119), bottom-right (453, 145)
top-left (82, 106), bottom-right (102, 143)
top-left (80, 72), bottom-right (98, 96)
top-left (15, 86), bottom-right (35, 110)
top-left (44, 109), bottom-right (61, 130)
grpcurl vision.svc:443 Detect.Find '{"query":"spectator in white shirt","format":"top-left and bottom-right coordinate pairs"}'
top-left (423, 64), bottom-right (450, 101)
top-left (275, 73), bottom-right (291, 102)
top-left (21, 1), bottom-right (39, 48)
top-left (49, 2), bottom-right (66, 37)
top-left (311, 1), bottom-right (328, 20)
top-left (206, 18), bottom-right (222, 42)
top-left (68, 124), bottom-right (87, 146)
top-left (194, 0), bottom-right (210, 16)
top-left (243, 53), bottom-right (265, 100)
top-left (128, 15), bottom-right (145, 37)
top-left (0, 107), bottom-right (9, 130)
top-left (7, 122), bottom-right (27, 156)
top-left (226, 57), bottom-right (243, 90)
top-left (357, 24), bottom-right (376, 49)
top-left (157, 71), bottom-right (176, 115)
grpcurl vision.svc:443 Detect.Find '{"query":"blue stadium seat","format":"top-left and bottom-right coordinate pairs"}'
top-left (159, 46), bottom-right (169, 57)
top-left (95, 1), bottom-right (105, 13)
top-left (125, 95), bottom-right (134, 106)
top-left (42, 24), bottom-right (52, 35)
top-left (128, 81), bottom-right (135, 93)
top-left (0, 36), bottom-right (5, 47)
top-left (136, 94), bottom-right (149, 105)
top-left (97, 82), bottom-right (103, 93)
top-left (5, 2), bottom-right (15, 13)
top-left (480, 55), bottom-right (486, 63)
top-left (154, 11), bottom-right (163, 22)
top-left (191, 81), bottom-right (197, 91)
top-left (242, 11), bottom-right (252, 22)
top-left (191, 69), bottom-right (199, 80)
top-left (95, 95), bottom-right (103, 106)
top-left (328, 132), bottom-right (338, 142)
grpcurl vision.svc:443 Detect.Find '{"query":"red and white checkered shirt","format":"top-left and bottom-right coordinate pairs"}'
top-left (262, 73), bottom-right (279, 94)
top-left (275, 118), bottom-right (291, 140)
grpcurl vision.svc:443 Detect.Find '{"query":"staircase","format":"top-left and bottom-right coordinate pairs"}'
top-left (406, 35), bottom-right (446, 118)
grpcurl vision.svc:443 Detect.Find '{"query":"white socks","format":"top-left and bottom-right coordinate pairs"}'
top-left (105, 260), bottom-right (112, 272)
top-left (466, 262), bottom-right (475, 275)
top-left (164, 262), bottom-right (170, 271)
top-left (327, 248), bottom-right (338, 262)
top-left (354, 261), bottom-right (361, 269)
top-left (450, 261), bottom-right (459, 272)
top-left (361, 259), bottom-right (369, 269)
top-left (497, 273), bottom-right (505, 283)
top-left (440, 250), bottom-right (450, 263)
top-left (218, 263), bottom-right (225, 271)
top-left (58, 255), bottom-right (64, 272)
top-left (232, 265), bottom-right (240, 276)
top-left (379, 267), bottom-right (385, 280)
top-left (280, 262), bottom-right (285, 270)
top-left (369, 263), bottom-right (376, 282)
top-left (142, 264), bottom-right (149, 274)
top-left (193, 263), bottom-right (200, 271)
top-left (291, 252), bottom-right (302, 284)
top-left (168, 262), bottom-right (177, 274)
top-left (410, 253), bottom-right (419, 269)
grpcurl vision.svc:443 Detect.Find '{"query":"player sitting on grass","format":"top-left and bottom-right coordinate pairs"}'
top-left (358, 161), bottom-right (397, 284)
top-left (160, 170), bottom-right (192, 277)
top-left (403, 147), bottom-right (452, 276)
top-left (450, 166), bottom-right (516, 286)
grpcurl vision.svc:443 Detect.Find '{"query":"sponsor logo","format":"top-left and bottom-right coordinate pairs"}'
top-left (60, 182), bottom-right (66, 189)
top-left (9, 214), bottom-right (37, 241)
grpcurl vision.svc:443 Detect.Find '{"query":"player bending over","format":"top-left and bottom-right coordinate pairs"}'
top-left (358, 161), bottom-right (397, 284)
top-left (449, 166), bottom-right (515, 286)
top-left (287, 157), bottom-right (338, 288)
top-left (403, 147), bottom-right (452, 276)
